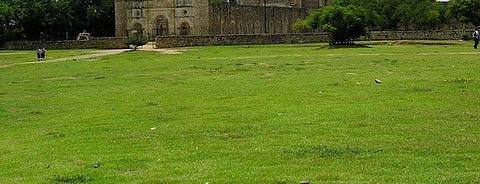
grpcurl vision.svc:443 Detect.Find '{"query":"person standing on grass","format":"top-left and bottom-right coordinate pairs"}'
top-left (473, 28), bottom-right (479, 49)
top-left (40, 48), bottom-right (46, 60)
top-left (36, 48), bottom-right (42, 61)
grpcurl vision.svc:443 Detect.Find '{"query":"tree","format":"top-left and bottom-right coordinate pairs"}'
top-left (307, 4), bottom-right (370, 45)
top-left (393, 0), bottom-right (446, 30)
top-left (0, 0), bottom-right (114, 41)
top-left (371, 0), bottom-right (403, 30)
top-left (0, 2), bottom-right (14, 44)
top-left (85, 0), bottom-right (115, 36)
top-left (448, 0), bottom-right (480, 27)
top-left (9, 0), bottom-right (76, 40)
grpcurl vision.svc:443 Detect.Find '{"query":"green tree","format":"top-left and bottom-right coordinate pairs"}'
top-left (448, 0), bottom-right (480, 27)
top-left (370, 0), bottom-right (403, 30)
top-left (8, 0), bottom-right (75, 40)
top-left (307, 4), bottom-right (370, 45)
top-left (393, 0), bottom-right (446, 30)
top-left (85, 0), bottom-right (115, 36)
top-left (2, 0), bottom-right (114, 41)
top-left (0, 2), bottom-right (14, 44)
top-left (332, 0), bottom-right (445, 31)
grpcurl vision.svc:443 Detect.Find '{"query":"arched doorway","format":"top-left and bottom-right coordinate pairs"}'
top-left (155, 16), bottom-right (169, 36)
top-left (179, 22), bottom-right (191, 35)
top-left (131, 23), bottom-right (144, 37)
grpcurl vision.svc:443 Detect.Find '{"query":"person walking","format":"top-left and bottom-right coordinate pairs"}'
top-left (473, 28), bottom-right (479, 49)
top-left (36, 48), bottom-right (42, 61)
top-left (40, 48), bottom-right (46, 60)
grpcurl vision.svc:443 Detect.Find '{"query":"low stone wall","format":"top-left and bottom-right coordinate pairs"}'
top-left (361, 30), bottom-right (469, 40)
top-left (2, 30), bottom-right (471, 50)
top-left (155, 33), bottom-right (330, 48)
top-left (2, 37), bottom-right (128, 50)
top-left (156, 30), bottom-right (471, 48)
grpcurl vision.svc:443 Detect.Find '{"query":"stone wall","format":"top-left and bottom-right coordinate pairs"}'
top-left (155, 33), bottom-right (330, 48)
top-left (208, 5), bottom-right (307, 35)
top-left (156, 30), bottom-right (471, 48)
top-left (2, 37), bottom-right (128, 50)
top-left (361, 30), bottom-right (469, 41)
top-left (3, 30), bottom-right (472, 50)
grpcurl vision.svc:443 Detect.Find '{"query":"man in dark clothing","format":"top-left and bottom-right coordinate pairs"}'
top-left (473, 28), bottom-right (479, 49)
top-left (36, 48), bottom-right (42, 61)
top-left (40, 48), bottom-right (46, 60)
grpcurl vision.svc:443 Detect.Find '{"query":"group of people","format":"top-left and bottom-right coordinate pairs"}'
top-left (36, 48), bottom-right (46, 61)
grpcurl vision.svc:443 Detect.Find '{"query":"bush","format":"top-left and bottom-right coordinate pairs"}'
top-left (123, 37), bottom-right (148, 50)
top-left (292, 19), bottom-right (313, 33)
top-left (462, 33), bottom-right (472, 41)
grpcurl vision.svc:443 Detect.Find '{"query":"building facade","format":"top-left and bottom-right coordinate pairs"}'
top-left (114, 0), bottom-right (331, 39)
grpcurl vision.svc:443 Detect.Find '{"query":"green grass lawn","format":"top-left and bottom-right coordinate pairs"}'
top-left (1, 41), bottom-right (479, 183)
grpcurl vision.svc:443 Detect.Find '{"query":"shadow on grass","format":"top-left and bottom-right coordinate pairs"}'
top-left (313, 40), bottom-right (464, 50)
top-left (316, 44), bottom-right (372, 50)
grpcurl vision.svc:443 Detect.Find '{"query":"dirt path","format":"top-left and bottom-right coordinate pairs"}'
top-left (40, 45), bottom-right (181, 63)
top-left (0, 46), bottom-right (181, 69)
top-left (136, 42), bottom-right (183, 54)
top-left (46, 49), bottom-right (130, 63)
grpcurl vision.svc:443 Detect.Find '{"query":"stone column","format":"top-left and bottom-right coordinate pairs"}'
top-left (115, 0), bottom-right (128, 37)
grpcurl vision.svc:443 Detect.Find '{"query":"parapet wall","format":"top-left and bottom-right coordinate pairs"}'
top-left (2, 30), bottom-right (471, 50)
top-left (155, 33), bottom-right (330, 48)
top-left (362, 30), bottom-right (469, 40)
top-left (155, 30), bottom-right (471, 48)
top-left (2, 37), bottom-right (128, 50)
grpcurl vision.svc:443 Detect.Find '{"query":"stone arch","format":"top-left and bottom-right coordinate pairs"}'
top-left (238, 22), bottom-right (243, 34)
top-left (131, 23), bottom-right (144, 37)
top-left (268, 21), bottom-right (274, 33)
top-left (255, 21), bottom-right (261, 34)
top-left (276, 21), bottom-right (282, 34)
top-left (246, 20), bottom-right (253, 34)
top-left (155, 15), bottom-right (169, 36)
top-left (283, 18), bottom-right (289, 33)
top-left (230, 21), bottom-right (236, 34)
top-left (179, 22), bottom-right (191, 35)
top-left (221, 20), bottom-right (227, 34)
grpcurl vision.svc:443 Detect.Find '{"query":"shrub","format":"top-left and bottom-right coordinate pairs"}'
top-left (123, 37), bottom-right (148, 50)
top-left (292, 19), bottom-right (313, 33)
top-left (462, 33), bottom-right (472, 41)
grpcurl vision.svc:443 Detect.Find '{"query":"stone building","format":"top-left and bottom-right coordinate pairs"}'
top-left (114, 0), bottom-right (331, 39)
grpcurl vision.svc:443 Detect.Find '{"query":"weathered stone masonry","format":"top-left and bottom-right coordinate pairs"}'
top-left (2, 30), bottom-right (472, 50)
top-left (114, 0), bottom-right (323, 39)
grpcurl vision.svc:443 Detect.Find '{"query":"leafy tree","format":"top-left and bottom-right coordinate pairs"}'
top-left (8, 0), bottom-right (76, 40)
top-left (331, 0), bottom-right (446, 31)
top-left (85, 0), bottom-right (115, 36)
top-left (448, 0), bottom-right (480, 27)
top-left (0, 0), bottom-right (114, 41)
top-left (370, 0), bottom-right (403, 30)
top-left (0, 2), bottom-right (14, 44)
top-left (416, 2), bottom-right (446, 30)
top-left (307, 4), bottom-right (370, 45)
top-left (394, 0), bottom-right (446, 30)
